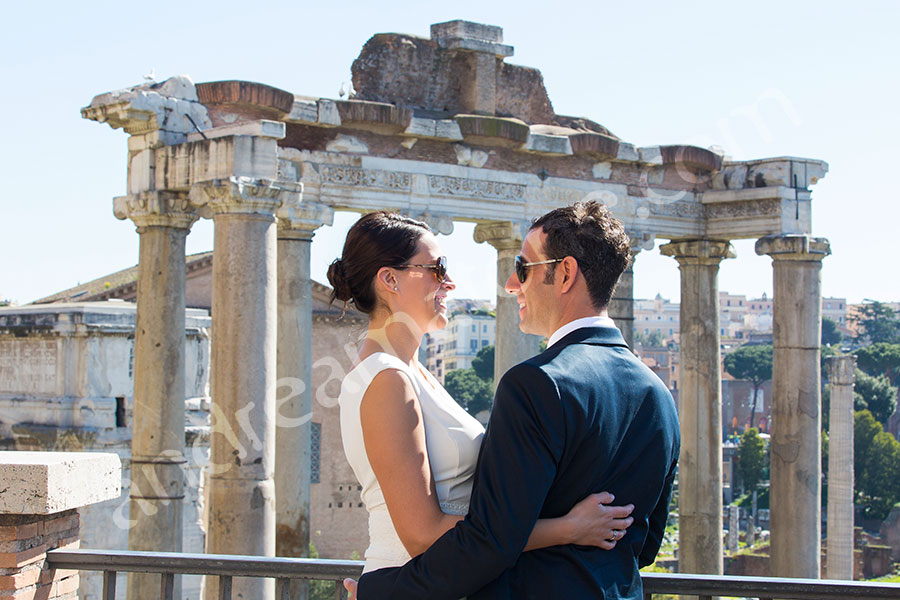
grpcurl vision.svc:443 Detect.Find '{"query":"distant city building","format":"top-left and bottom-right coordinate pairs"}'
top-left (424, 300), bottom-right (496, 383)
top-left (822, 297), bottom-right (848, 326)
top-left (634, 294), bottom-right (680, 342)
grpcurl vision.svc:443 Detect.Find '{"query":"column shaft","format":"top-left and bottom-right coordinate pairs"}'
top-left (660, 240), bottom-right (734, 575)
top-left (276, 232), bottom-right (313, 600)
top-left (757, 234), bottom-right (830, 580)
top-left (206, 213), bottom-right (278, 600)
top-left (119, 194), bottom-right (196, 600)
top-left (609, 254), bottom-right (636, 348)
top-left (474, 222), bottom-right (541, 384)
top-left (826, 356), bottom-right (856, 580)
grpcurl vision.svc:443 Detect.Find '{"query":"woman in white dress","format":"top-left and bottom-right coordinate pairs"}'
top-left (327, 212), bottom-right (633, 574)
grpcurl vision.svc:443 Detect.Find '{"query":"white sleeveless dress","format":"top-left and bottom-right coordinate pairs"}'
top-left (339, 352), bottom-right (486, 572)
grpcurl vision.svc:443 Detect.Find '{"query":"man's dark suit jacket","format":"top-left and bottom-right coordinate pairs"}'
top-left (358, 326), bottom-right (680, 599)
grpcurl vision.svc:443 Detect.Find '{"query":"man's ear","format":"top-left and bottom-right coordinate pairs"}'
top-left (558, 256), bottom-right (578, 294)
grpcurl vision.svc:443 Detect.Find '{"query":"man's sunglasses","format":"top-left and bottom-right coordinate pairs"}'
top-left (515, 255), bottom-right (564, 283)
top-left (394, 256), bottom-right (449, 283)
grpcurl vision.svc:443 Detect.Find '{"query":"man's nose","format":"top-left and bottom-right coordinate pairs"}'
top-left (504, 271), bottom-right (520, 295)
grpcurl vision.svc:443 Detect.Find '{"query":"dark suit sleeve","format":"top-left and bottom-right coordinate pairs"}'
top-left (357, 364), bottom-right (566, 599)
top-left (638, 453), bottom-right (678, 568)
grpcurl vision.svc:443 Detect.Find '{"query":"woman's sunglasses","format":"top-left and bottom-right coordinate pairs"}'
top-left (394, 256), bottom-right (449, 283)
top-left (515, 255), bottom-right (564, 283)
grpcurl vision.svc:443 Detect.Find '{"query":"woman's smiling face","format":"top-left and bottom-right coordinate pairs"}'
top-left (390, 232), bottom-right (455, 334)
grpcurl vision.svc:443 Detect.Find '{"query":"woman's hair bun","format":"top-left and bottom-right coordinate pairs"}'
top-left (327, 258), bottom-right (353, 303)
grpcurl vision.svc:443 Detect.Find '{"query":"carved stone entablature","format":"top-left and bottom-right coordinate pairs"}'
top-left (155, 136), bottom-right (280, 191)
top-left (648, 199), bottom-right (704, 219)
top-left (189, 177), bottom-right (301, 218)
top-left (473, 220), bottom-right (528, 250)
top-left (704, 198), bottom-right (782, 220)
top-left (320, 166), bottom-right (411, 190)
top-left (82, 76), bottom-right (212, 146)
top-left (428, 175), bottom-right (526, 202)
top-left (277, 200), bottom-right (334, 240)
top-left (113, 191), bottom-right (198, 230)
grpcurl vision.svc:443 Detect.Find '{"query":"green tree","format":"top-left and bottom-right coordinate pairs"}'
top-left (737, 428), bottom-right (766, 493)
top-left (635, 329), bottom-right (665, 347)
top-left (471, 345), bottom-right (494, 381)
top-left (855, 343), bottom-right (900, 386)
top-left (822, 317), bottom-right (842, 346)
top-left (724, 344), bottom-right (773, 430)
top-left (853, 301), bottom-right (900, 344)
top-left (854, 369), bottom-right (898, 426)
top-left (444, 368), bottom-right (493, 416)
top-left (854, 410), bottom-right (900, 520)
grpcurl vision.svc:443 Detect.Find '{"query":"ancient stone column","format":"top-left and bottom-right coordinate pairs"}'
top-left (756, 234), bottom-right (830, 579)
top-left (114, 191), bottom-right (197, 600)
top-left (660, 239), bottom-right (735, 576)
top-left (474, 221), bottom-right (542, 383)
top-left (191, 177), bottom-right (299, 600)
top-left (430, 20), bottom-right (514, 116)
top-left (609, 247), bottom-right (639, 349)
top-left (826, 355), bottom-right (856, 580)
top-left (274, 203), bottom-right (332, 600)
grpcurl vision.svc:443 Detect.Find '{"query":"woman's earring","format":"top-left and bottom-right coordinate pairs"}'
top-left (393, 286), bottom-right (399, 291)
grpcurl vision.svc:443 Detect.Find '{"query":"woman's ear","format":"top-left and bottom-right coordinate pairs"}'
top-left (375, 266), bottom-right (398, 294)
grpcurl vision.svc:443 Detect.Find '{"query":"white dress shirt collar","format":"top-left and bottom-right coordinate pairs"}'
top-left (546, 316), bottom-right (617, 349)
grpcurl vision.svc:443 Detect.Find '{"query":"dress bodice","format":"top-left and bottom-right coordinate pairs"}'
top-left (339, 352), bottom-right (485, 572)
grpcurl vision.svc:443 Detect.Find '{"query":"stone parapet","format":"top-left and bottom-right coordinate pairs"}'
top-left (0, 452), bottom-right (121, 515)
top-left (0, 452), bottom-right (121, 600)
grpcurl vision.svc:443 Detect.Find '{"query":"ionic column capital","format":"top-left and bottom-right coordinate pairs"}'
top-left (473, 220), bottom-right (528, 252)
top-left (113, 191), bottom-right (198, 230)
top-left (189, 177), bottom-right (301, 218)
top-left (659, 239), bottom-right (736, 265)
top-left (277, 201), bottom-right (334, 240)
top-left (755, 234), bottom-right (831, 262)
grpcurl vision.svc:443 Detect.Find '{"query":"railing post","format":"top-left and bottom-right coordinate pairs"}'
top-left (103, 571), bottom-right (117, 600)
top-left (161, 573), bottom-right (175, 600)
top-left (334, 580), bottom-right (348, 600)
top-left (275, 577), bottom-right (291, 600)
top-left (218, 575), bottom-right (232, 600)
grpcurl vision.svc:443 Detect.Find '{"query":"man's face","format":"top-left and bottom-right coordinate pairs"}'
top-left (504, 229), bottom-right (557, 337)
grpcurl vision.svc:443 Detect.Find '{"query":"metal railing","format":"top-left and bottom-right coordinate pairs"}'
top-left (47, 549), bottom-right (900, 600)
top-left (47, 549), bottom-right (363, 600)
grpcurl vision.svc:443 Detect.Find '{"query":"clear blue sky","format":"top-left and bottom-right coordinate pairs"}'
top-left (2, 1), bottom-right (897, 305)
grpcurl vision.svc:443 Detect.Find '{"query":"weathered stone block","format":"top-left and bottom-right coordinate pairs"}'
top-left (638, 146), bottom-right (663, 165)
top-left (455, 115), bottom-right (530, 145)
top-left (523, 133), bottom-right (573, 155)
top-left (431, 20), bottom-right (504, 44)
top-left (0, 452), bottom-right (120, 514)
top-left (616, 142), bottom-right (639, 162)
top-left (286, 98), bottom-right (319, 124)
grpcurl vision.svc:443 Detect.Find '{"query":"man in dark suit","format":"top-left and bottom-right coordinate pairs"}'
top-left (350, 201), bottom-right (680, 599)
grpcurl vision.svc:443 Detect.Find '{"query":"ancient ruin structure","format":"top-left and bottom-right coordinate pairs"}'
top-left (81, 20), bottom-right (830, 598)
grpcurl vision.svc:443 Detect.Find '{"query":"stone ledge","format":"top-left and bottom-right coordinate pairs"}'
top-left (196, 81), bottom-right (293, 116)
top-left (0, 452), bottom-right (120, 515)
